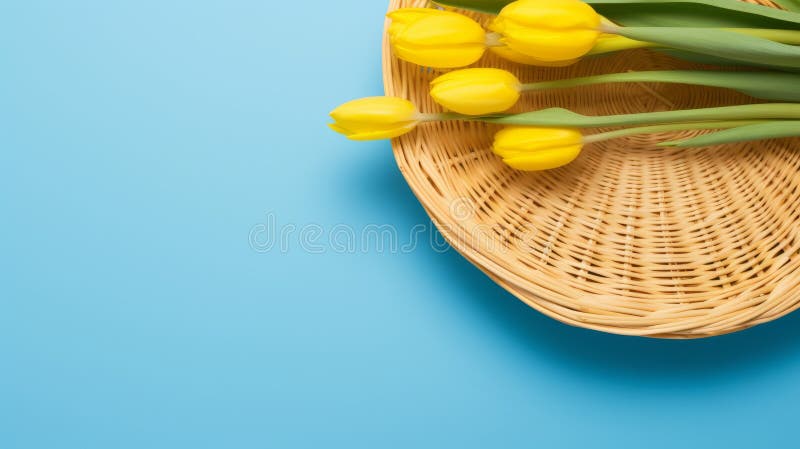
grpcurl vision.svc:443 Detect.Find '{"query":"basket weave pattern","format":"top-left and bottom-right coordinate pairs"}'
top-left (383, 0), bottom-right (800, 338)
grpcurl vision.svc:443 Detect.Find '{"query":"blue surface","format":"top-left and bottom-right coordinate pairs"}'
top-left (3, 1), bottom-right (800, 448)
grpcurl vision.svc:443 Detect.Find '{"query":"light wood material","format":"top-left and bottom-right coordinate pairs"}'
top-left (382, 0), bottom-right (800, 338)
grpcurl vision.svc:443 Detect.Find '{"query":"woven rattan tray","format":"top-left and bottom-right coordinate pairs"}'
top-left (382, 0), bottom-right (800, 338)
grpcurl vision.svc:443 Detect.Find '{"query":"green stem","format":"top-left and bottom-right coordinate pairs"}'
top-left (484, 103), bottom-right (800, 128)
top-left (732, 28), bottom-right (800, 45)
top-left (589, 28), bottom-right (800, 56)
top-left (605, 25), bottom-right (800, 69)
top-left (519, 70), bottom-right (800, 102)
top-left (661, 120), bottom-right (800, 146)
top-left (588, 36), bottom-right (653, 55)
top-left (582, 120), bottom-right (766, 144)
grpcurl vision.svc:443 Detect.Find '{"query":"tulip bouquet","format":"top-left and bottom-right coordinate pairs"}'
top-left (329, 0), bottom-right (800, 172)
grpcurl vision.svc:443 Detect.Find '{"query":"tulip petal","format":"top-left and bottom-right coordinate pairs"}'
top-left (493, 126), bottom-right (584, 170)
top-left (329, 96), bottom-right (420, 140)
top-left (490, 0), bottom-right (601, 62)
top-left (430, 68), bottom-right (521, 115)
top-left (390, 12), bottom-right (487, 68)
top-left (503, 145), bottom-right (583, 171)
top-left (489, 46), bottom-right (580, 66)
top-left (330, 97), bottom-right (417, 124)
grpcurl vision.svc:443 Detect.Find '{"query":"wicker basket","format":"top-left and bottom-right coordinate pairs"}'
top-left (382, 0), bottom-right (800, 338)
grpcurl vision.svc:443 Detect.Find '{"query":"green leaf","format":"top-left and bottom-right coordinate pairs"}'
top-left (661, 120), bottom-right (800, 146)
top-left (524, 70), bottom-right (800, 102)
top-left (484, 103), bottom-right (800, 127)
top-left (589, 0), bottom-right (800, 29)
top-left (655, 50), bottom-right (759, 67)
top-left (433, 0), bottom-right (509, 14)
top-left (772, 0), bottom-right (800, 13)
top-left (435, 0), bottom-right (800, 28)
top-left (615, 27), bottom-right (800, 70)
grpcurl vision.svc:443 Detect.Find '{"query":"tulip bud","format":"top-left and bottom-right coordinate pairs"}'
top-left (387, 8), bottom-right (487, 68)
top-left (329, 97), bottom-right (420, 141)
top-left (489, 0), bottom-right (601, 63)
top-left (493, 126), bottom-right (584, 171)
top-left (430, 68), bottom-right (522, 115)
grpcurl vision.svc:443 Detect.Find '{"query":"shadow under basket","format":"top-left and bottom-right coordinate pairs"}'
top-left (382, 0), bottom-right (800, 338)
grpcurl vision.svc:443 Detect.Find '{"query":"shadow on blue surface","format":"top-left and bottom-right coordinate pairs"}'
top-left (343, 145), bottom-right (800, 385)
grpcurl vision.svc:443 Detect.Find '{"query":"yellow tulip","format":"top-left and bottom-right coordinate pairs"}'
top-left (430, 68), bottom-right (521, 115)
top-left (493, 126), bottom-right (583, 171)
top-left (387, 8), bottom-right (487, 68)
top-left (329, 97), bottom-right (419, 141)
top-left (489, 0), bottom-right (601, 63)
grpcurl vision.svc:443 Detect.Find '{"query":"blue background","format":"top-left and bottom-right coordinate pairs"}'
top-left (3, 1), bottom-right (800, 448)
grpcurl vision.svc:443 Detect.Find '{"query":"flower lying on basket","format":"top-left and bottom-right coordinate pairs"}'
top-left (329, 0), bottom-right (800, 171)
top-left (330, 98), bottom-right (800, 170)
top-left (329, 97), bottom-right (423, 141)
top-left (428, 68), bottom-right (800, 115)
top-left (388, 0), bottom-right (800, 69)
